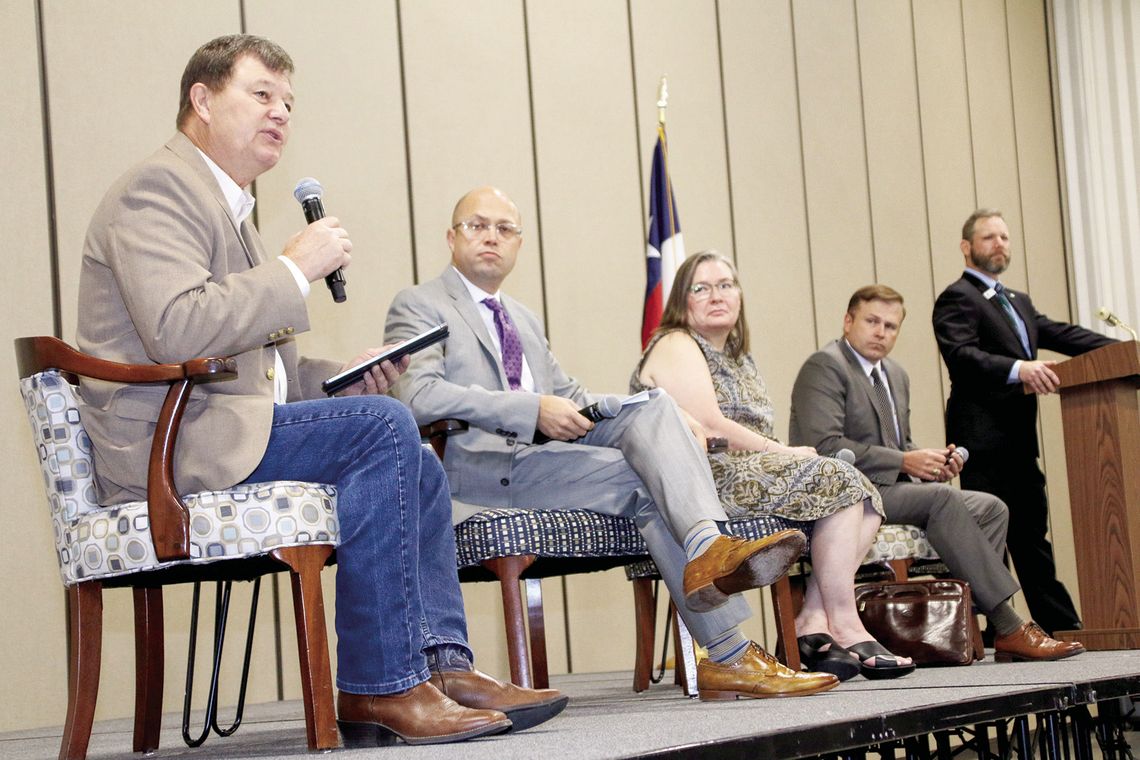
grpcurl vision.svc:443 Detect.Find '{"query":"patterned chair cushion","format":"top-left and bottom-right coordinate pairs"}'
top-left (21, 370), bottom-right (338, 586)
top-left (454, 508), bottom-right (647, 569)
top-left (863, 522), bottom-right (939, 564)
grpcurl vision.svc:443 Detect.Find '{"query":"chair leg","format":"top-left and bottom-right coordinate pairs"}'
top-left (673, 610), bottom-right (699, 697)
top-left (132, 586), bottom-right (164, 753)
top-left (271, 546), bottom-right (338, 751)
top-left (632, 578), bottom-right (656, 692)
top-left (771, 575), bottom-right (800, 670)
top-left (887, 558), bottom-right (913, 582)
top-left (481, 555), bottom-right (538, 688)
top-left (524, 578), bottom-right (549, 688)
top-left (60, 581), bottom-right (102, 760)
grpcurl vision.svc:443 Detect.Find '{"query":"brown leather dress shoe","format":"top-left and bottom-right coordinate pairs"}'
top-left (994, 622), bottom-right (1086, 662)
top-left (683, 530), bottom-right (806, 612)
top-left (429, 669), bottom-right (569, 732)
top-left (337, 681), bottom-right (511, 747)
top-left (697, 642), bottom-right (839, 700)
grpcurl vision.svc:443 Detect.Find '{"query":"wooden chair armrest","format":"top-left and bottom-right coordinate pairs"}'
top-left (418, 419), bottom-right (469, 460)
top-left (15, 336), bottom-right (238, 562)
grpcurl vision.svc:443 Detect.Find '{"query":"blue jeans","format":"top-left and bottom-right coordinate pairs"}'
top-left (242, 395), bottom-right (470, 694)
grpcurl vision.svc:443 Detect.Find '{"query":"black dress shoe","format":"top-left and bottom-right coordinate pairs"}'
top-left (797, 633), bottom-right (859, 682)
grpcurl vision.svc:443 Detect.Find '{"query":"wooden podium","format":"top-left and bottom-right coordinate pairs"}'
top-left (1051, 340), bottom-right (1140, 649)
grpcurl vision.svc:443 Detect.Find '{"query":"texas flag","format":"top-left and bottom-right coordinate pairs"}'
top-left (641, 124), bottom-right (684, 349)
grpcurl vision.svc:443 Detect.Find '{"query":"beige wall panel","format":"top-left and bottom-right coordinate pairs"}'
top-left (42, 1), bottom-right (240, 345)
top-left (792, 0), bottom-right (875, 349)
top-left (526, 0), bottom-right (646, 395)
top-left (39, 1), bottom-right (290, 721)
top-left (400, 0), bottom-right (542, 308)
top-left (248, 0), bottom-right (415, 365)
top-left (855, 0), bottom-right (944, 446)
top-left (1007, 0), bottom-right (1082, 613)
top-left (0, 1), bottom-right (67, 733)
top-left (718, 0), bottom-right (814, 436)
top-left (962, 0), bottom-right (1027, 291)
top-left (629, 0), bottom-right (734, 259)
top-left (913, 0), bottom-right (977, 297)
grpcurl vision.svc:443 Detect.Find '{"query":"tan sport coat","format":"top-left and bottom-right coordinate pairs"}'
top-left (76, 132), bottom-right (336, 505)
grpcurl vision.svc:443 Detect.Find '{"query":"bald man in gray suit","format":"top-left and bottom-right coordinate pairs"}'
top-left (789, 285), bottom-right (1083, 662)
top-left (385, 186), bottom-right (839, 700)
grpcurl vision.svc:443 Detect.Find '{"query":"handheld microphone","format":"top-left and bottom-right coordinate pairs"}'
top-left (533, 396), bottom-right (621, 444)
top-left (835, 448), bottom-right (856, 465)
top-left (1096, 306), bottom-right (1138, 341)
top-left (951, 446), bottom-right (969, 464)
top-left (293, 177), bottom-right (347, 303)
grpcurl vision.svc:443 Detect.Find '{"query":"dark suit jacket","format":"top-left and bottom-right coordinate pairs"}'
top-left (788, 339), bottom-right (914, 486)
top-left (932, 272), bottom-right (1114, 456)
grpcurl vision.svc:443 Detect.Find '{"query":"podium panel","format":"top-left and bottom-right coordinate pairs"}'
top-left (1053, 341), bottom-right (1140, 649)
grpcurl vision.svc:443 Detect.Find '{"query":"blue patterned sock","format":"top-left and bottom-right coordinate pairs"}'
top-left (683, 520), bottom-right (723, 561)
top-left (705, 628), bottom-right (750, 665)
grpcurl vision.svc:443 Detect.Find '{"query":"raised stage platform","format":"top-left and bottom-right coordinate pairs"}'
top-left (4, 650), bottom-right (1139, 759)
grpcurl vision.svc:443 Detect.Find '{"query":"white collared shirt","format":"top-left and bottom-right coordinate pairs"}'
top-left (844, 339), bottom-right (902, 446)
top-left (452, 266), bottom-right (535, 393)
top-left (195, 148), bottom-right (304, 404)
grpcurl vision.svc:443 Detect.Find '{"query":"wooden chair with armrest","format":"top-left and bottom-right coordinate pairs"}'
top-left (15, 336), bottom-right (340, 760)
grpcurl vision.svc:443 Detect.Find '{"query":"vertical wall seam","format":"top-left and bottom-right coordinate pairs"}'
top-left (961, 0), bottom-right (979, 210)
top-left (910, 0), bottom-right (938, 306)
top-left (852, 0), bottom-right (877, 284)
top-left (395, 0), bottom-right (419, 283)
top-left (35, 0), bottom-right (61, 339)
top-left (522, 0), bottom-right (550, 336)
top-left (1004, 0), bottom-right (1033, 298)
top-left (714, 0), bottom-right (739, 264)
top-left (789, 0), bottom-right (819, 347)
top-left (628, 0), bottom-right (647, 247)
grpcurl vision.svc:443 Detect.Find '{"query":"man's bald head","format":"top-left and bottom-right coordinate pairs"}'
top-left (447, 186), bottom-right (524, 293)
top-left (451, 186), bottom-right (521, 226)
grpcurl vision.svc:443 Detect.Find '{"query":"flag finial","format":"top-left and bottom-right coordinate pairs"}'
top-left (657, 75), bottom-right (668, 126)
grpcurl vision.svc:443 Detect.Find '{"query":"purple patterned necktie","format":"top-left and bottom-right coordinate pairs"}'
top-left (482, 297), bottom-right (523, 390)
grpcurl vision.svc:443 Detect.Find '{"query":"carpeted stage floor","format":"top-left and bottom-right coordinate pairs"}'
top-left (5, 650), bottom-right (1139, 759)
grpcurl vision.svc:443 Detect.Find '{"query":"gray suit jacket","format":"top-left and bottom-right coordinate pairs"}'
top-left (788, 339), bottom-right (914, 486)
top-left (385, 267), bottom-right (599, 509)
top-left (77, 132), bottom-right (335, 504)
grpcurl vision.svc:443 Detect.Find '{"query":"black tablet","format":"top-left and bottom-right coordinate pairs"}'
top-left (322, 323), bottom-right (448, 395)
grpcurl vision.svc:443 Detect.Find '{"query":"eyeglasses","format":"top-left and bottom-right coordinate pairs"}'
top-left (688, 280), bottom-right (740, 300)
top-left (453, 219), bottom-right (523, 242)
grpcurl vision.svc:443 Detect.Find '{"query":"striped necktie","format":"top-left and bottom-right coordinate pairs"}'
top-left (870, 366), bottom-right (899, 449)
top-left (992, 283), bottom-right (1032, 357)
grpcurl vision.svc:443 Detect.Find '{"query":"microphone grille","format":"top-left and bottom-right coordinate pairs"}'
top-left (1096, 306), bottom-right (1111, 321)
top-left (955, 446), bottom-right (970, 464)
top-left (835, 448), bottom-right (856, 465)
top-left (293, 177), bottom-right (324, 203)
top-left (598, 396), bottom-right (622, 418)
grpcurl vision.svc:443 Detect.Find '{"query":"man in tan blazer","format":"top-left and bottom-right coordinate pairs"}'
top-left (76, 34), bottom-right (565, 746)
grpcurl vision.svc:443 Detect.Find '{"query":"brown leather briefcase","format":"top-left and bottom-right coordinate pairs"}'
top-left (854, 578), bottom-right (984, 666)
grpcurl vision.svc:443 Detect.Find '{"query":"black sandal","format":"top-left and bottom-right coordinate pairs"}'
top-left (845, 641), bottom-right (915, 680)
top-left (797, 633), bottom-right (860, 682)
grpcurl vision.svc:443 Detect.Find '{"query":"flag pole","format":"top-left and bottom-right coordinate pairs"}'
top-left (656, 76), bottom-right (679, 242)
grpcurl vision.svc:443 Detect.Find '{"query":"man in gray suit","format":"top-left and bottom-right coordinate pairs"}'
top-left (788, 285), bottom-right (1083, 661)
top-left (76, 35), bottom-right (567, 746)
top-left (385, 186), bottom-right (838, 699)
